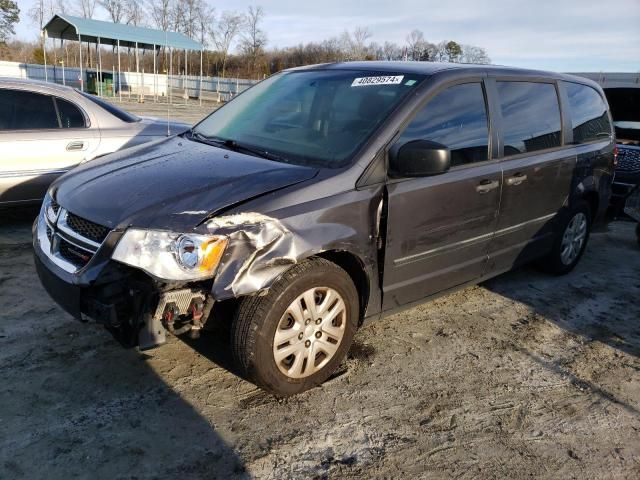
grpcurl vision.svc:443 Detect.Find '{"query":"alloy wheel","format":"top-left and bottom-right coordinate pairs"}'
top-left (560, 212), bottom-right (587, 265)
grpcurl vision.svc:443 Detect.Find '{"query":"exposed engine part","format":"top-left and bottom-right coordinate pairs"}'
top-left (187, 297), bottom-right (205, 339)
top-left (153, 288), bottom-right (209, 340)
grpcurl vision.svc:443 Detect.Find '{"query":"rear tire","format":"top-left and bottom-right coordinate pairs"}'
top-left (636, 223), bottom-right (640, 248)
top-left (540, 201), bottom-right (591, 275)
top-left (230, 258), bottom-right (359, 396)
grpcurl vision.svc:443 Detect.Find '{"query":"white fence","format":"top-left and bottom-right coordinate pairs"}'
top-left (0, 60), bottom-right (258, 101)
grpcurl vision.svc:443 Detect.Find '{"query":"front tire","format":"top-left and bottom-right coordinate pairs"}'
top-left (230, 258), bottom-right (359, 396)
top-left (541, 201), bottom-right (591, 275)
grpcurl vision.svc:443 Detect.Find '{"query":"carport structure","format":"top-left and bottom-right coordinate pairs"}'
top-left (42, 14), bottom-right (204, 103)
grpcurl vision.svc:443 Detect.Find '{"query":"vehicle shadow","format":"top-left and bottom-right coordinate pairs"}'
top-left (0, 208), bottom-right (250, 479)
top-left (483, 223), bottom-right (639, 360)
top-left (480, 222), bottom-right (640, 413)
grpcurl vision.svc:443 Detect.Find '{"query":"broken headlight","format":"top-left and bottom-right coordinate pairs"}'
top-left (112, 229), bottom-right (228, 281)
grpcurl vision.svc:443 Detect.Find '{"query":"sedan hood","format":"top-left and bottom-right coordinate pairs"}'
top-left (53, 136), bottom-right (318, 230)
top-left (138, 116), bottom-right (191, 136)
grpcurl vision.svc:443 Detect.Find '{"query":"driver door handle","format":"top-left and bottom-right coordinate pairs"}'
top-left (506, 173), bottom-right (528, 186)
top-left (476, 179), bottom-right (500, 194)
top-left (66, 141), bottom-right (86, 151)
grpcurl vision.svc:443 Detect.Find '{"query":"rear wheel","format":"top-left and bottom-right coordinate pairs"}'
top-left (230, 258), bottom-right (359, 396)
top-left (636, 223), bottom-right (640, 248)
top-left (540, 201), bottom-right (591, 275)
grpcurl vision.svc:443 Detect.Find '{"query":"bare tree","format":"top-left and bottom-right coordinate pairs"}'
top-left (240, 5), bottom-right (266, 77)
top-left (101, 0), bottom-right (125, 23)
top-left (460, 44), bottom-right (490, 64)
top-left (405, 29), bottom-right (435, 61)
top-left (211, 10), bottom-right (243, 78)
top-left (29, 0), bottom-right (66, 29)
top-left (125, 0), bottom-right (144, 26)
top-left (148, 0), bottom-right (173, 31)
top-left (195, 0), bottom-right (214, 46)
top-left (381, 40), bottom-right (401, 61)
top-left (405, 29), bottom-right (423, 60)
top-left (350, 26), bottom-right (372, 59)
top-left (76, 0), bottom-right (98, 18)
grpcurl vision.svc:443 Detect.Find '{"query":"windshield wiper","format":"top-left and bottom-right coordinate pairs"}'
top-left (187, 129), bottom-right (225, 147)
top-left (220, 139), bottom-right (287, 163)
top-left (187, 131), bottom-right (288, 163)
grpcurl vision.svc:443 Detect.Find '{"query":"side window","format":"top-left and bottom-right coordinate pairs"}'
top-left (398, 82), bottom-right (489, 167)
top-left (0, 89), bottom-right (59, 130)
top-left (497, 82), bottom-right (562, 155)
top-left (55, 98), bottom-right (86, 128)
top-left (564, 82), bottom-right (612, 144)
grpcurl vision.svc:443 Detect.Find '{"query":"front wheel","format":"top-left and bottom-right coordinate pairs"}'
top-left (540, 202), bottom-right (591, 275)
top-left (230, 258), bottom-right (359, 396)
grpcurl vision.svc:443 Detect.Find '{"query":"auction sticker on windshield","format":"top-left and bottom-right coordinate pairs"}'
top-left (351, 75), bottom-right (404, 87)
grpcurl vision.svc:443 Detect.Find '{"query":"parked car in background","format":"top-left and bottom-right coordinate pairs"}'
top-left (603, 86), bottom-right (640, 216)
top-left (0, 78), bottom-right (190, 206)
top-left (34, 62), bottom-right (615, 396)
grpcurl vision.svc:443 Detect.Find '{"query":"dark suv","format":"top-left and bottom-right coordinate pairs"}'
top-left (603, 87), bottom-right (640, 216)
top-left (34, 62), bottom-right (615, 396)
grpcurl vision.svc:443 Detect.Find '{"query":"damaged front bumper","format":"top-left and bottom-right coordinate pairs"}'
top-left (33, 216), bottom-right (214, 350)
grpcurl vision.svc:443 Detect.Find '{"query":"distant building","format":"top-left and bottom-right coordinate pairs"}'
top-left (570, 72), bottom-right (640, 89)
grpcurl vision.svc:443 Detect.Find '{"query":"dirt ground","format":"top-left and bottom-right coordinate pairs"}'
top-left (106, 97), bottom-right (220, 125)
top-left (1, 207), bottom-right (639, 479)
top-left (1, 104), bottom-right (639, 478)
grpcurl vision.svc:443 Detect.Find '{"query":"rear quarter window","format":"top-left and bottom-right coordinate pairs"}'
top-left (564, 82), bottom-right (612, 144)
top-left (55, 97), bottom-right (86, 128)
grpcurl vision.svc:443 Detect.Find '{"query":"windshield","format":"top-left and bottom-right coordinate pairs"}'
top-left (78, 91), bottom-right (140, 123)
top-left (193, 70), bottom-right (425, 168)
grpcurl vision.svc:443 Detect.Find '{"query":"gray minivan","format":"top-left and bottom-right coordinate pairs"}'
top-left (34, 62), bottom-right (615, 396)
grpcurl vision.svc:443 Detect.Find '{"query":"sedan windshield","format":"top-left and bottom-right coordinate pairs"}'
top-left (193, 70), bottom-right (425, 168)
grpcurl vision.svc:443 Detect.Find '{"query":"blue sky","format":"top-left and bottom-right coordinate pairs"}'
top-left (12, 0), bottom-right (640, 72)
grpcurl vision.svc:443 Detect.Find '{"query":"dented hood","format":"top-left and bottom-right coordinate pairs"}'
top-left (52, 136), bottom-right (318, 230)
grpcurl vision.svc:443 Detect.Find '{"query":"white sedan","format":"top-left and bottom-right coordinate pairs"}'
top-left (0, 78), bottom-right (190, 206)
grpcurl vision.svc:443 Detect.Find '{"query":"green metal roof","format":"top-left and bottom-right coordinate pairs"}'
top-left (43, 14), bottom-right (203, 51)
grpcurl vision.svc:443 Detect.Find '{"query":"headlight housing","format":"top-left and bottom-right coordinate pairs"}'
top-left (112, 229), bottom-right (228, 281)
top-left (43, 192), bottom-right (59, 224)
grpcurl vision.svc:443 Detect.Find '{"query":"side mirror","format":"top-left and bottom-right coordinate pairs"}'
top-left (389, 140), bottom-right (451, 177)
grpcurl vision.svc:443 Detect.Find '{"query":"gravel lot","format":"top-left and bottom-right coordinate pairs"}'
top-left (1, 211), bottom-right (639, 479)
top-left (1, 106), bottom-right (639, 479)
top-left (106, 97), bottom-right (220, 125)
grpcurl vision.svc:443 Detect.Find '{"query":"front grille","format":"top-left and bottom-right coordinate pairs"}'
top-left (58, 238), bottom-right (93, 268)
top-left (50, 200), bottom-right (60, 216)
top-left (617, 147), bottom-right (640, 173)
top-left (41, 204), bottom-right (111, 273)
top-left (66, 212), bottom-right (110, 244)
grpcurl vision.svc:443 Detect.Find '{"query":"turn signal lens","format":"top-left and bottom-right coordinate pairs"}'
top-left (200, 237), bottom-right (228, 272)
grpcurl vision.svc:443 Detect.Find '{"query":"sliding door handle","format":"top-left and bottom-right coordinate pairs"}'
top-left (506, 173), bottom-right (527, 186)
top-left (476, 179), bottom-right (500, 194)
